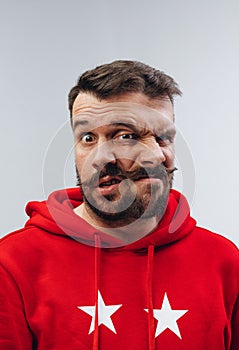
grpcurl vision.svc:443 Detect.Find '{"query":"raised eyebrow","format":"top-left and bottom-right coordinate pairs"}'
top-left (73, 120), bottom-right (140, 133)
top-left (73, 119), bottom-right (89, 130)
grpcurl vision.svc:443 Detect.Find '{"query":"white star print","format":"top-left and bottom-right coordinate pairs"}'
top-left (145, 293), bottom-right (188, 339)
top-left (78, 290), bottom-right (122, 334)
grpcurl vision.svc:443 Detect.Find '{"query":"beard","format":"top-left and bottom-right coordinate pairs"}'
top-left (76, 163), bottom-right (173, 223)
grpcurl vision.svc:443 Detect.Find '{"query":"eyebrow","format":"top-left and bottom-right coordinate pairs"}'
top-left (160, 128), bottom-right (176, 138)
top-left (73, 120), bottom-right (138, 132)
top-left (73, 119), bottom-right (176, 138)
top-left (73, 119), bottom-right (89, 130)
top-left (110, 122), bottom-right (139, 132)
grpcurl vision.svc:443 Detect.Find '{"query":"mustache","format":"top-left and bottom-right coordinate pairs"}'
top-left (79, 163), bottom-right (177, 188)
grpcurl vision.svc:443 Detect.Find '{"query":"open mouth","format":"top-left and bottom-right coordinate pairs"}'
top-left (99, 177), bottom-right (122, 187)
top-left (96, 176), bottom-right (124, 196)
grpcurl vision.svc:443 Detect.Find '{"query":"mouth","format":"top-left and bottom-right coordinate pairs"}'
top-left (96, 175), bottom-right (162, 196)
top-left (96, 176), bottom-right (122, 196)
top-left (134, 176), bottom-right (163, 187)
top-left (98, 175), bottom-right (124, 187)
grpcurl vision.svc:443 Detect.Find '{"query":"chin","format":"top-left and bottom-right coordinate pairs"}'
top-left (82, 187), bottom-right (170, 223)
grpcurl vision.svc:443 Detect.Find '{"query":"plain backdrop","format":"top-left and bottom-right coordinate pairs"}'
top-left (0, 0), bottom-right (238, 246)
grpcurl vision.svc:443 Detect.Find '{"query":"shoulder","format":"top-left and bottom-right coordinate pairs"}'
top-left (1, 226), bottom-right (39, 247)
top-left (195, 226), bottom-right (238, 251)
top-left (191, 226), bottom-right (239, 268)
top-left (0, 226), bottom-right (50, 266)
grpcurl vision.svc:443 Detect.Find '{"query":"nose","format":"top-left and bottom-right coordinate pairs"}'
top-left (92, 141), bottom-right (117, 170)
top-left (137, 143), bottom-right (166, 168)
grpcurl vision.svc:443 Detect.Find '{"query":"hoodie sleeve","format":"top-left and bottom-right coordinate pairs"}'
top-left (0, 264), bottom-right (33, 349)
top-left (231, 295), bottom-right (239, 349)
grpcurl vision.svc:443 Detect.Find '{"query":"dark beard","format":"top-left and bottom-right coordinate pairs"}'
top-left (76, 163), bottom-right (173, 223)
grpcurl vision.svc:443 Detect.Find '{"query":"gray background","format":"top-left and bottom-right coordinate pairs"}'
top-left (0, 0), bottom-right (238, 246)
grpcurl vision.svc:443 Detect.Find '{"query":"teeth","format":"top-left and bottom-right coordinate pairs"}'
top-left (100, 179), bottom-right (121, 187)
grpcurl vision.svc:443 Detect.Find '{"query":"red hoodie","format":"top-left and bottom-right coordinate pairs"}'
top-left (0, 188), bottom-right (238, 350)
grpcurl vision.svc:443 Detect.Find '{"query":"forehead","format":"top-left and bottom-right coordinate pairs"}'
top-left (72, 92), bottom-right (175, 131)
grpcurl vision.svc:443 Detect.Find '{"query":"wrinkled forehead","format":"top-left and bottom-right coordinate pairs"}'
top-left (72, 100), bottom-right (175, 134)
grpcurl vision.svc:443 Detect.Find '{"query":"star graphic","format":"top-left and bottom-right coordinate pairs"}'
top-left (78, 290), bottom-right (122, 334)
top-left (145, 293), bottom-right (188, 339)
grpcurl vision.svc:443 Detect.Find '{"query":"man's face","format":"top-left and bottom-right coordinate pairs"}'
top-left (72, 92), bottom-right (175, 223)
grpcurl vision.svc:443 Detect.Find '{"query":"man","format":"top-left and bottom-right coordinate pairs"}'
top-left (0, 60), bottom-right (238, 350)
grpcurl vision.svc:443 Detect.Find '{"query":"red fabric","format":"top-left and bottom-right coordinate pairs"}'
top-left (147, 244), bottom-right (155, 350)
top-left (93, 234), bottom-right (100, 350)
top-left (0, 188), bottom-right (238, 349)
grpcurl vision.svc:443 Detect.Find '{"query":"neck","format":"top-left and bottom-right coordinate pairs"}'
top-left (73, 203), bottom-right (160, 244)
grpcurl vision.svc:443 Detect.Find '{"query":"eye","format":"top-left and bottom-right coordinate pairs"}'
top-left (117, 133), bottom-right (138, 140)
top-left (156, 135), bottom-right (171, 146)
top-left (81, 133), bottom-right (96, 143)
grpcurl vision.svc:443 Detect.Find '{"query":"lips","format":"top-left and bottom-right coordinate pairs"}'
top-left (98, 175), bottom-right (152, 187)
top-left (96, 174), bottom-right (162, 197)
top-left (98, 175), bottom-right (124, 187)
top-left (134, 177), bottom-right (162, 185)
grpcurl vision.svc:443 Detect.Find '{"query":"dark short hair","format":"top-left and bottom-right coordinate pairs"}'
top-left (68, 60), bottom-right (182, 119)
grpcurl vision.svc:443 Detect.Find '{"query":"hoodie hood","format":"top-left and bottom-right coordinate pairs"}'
top-left (25, 188), bottom-right (196, 250)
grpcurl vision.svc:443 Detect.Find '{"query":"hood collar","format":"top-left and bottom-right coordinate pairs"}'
top-left (25, 188), bottom-right (196, 250)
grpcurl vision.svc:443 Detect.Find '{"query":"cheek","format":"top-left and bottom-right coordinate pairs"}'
top-left (163, 147), bottom-right (175, 168)
top-left (75, 148), bottom-right (88, 173)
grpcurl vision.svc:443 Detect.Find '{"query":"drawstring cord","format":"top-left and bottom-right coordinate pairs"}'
top-left (92, 238), bottom-right (155, 349)
top-left (147, 244), bottom-right (156, 350)
top-left (93, 234), bottom-right (101, 350)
